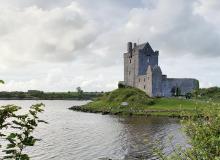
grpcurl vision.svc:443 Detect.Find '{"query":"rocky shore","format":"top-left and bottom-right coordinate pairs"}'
top-left (68, 105), bottom-right (188, 118)
top-left (69, 105), bottom-right (123, 115)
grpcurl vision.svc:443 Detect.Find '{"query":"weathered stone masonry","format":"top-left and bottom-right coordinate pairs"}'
top-left (122, 42), bottom-right (199, 97)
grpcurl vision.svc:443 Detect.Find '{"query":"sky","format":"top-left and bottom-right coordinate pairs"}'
top-left (0, 0), bottom-right (220, 92)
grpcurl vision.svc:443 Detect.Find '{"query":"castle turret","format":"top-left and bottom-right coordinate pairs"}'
top-left (155, 50), bottom-right (159, 56)
top-left (134, 43), bottom-right (137, 48)
top-left (127, 42), bottom-right (132, 57)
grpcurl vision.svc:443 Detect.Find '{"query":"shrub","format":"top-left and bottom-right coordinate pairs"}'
top-left (118, 81), bottom-right (126, 88)
top-left (185, 92), bottom-right (192, 99)
top-left (156, 105), bottom-right (220, 160)
top-left (0, 103), bottom-right (46, 160)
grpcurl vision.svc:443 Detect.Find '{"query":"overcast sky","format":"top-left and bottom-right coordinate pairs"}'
top-left (0, 0), bottom-right (220, 92)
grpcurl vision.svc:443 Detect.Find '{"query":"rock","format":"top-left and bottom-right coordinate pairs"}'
top-left (98, 158), bottom-right (112, 160)
top-left (121, 102), bottom-right (129, 106)
top-left (102, 111), bottom-right (110, 115)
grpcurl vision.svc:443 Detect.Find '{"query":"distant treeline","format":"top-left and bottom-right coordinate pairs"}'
top-left (0, 90), bottom-right (105, 100)
top-left (1, 87), bottom-right (219, 100)
top-left (196, 87), bottom-right (220, 99)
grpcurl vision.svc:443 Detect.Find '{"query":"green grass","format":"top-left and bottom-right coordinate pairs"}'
top-left (73, 87), bottom-right (220, 117)
top-left (148, 98), bottom-right (209, 110)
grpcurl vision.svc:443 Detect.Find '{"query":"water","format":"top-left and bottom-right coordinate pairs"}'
top-left (0, 100), bottom-right (187, 160)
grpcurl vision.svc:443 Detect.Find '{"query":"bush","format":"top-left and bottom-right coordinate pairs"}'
top-left (118, 81), bottom-right (126, 88)
top-left (147, 100), bottom-right (156, 105)
top-left (181, 107), bottom-right (220, 159)
top-left (0, 104), bottom-right (47, 159)
top-left (185, 92), bottom-right (192, 99)
top-left (157, 105), bottom-right (220, 160)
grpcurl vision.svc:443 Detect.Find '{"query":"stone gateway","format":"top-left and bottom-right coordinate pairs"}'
top-left (121, 42), bottom-right (199, 97)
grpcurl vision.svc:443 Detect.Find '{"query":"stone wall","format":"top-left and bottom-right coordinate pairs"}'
top-left (162, 78), bottom-right (199, 97)
top-left (134, 75), bottom-right (147, 92)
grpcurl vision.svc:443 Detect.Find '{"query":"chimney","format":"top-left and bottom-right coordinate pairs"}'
top-left (127, 42), bottom-right (132, 57)
top-left (134, 43), bottom-right (137, 48)
top-left (155, 50), bottom-right (159, 55)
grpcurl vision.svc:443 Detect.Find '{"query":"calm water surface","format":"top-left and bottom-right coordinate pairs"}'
top-left (0, 100), bottom-right (187, 160)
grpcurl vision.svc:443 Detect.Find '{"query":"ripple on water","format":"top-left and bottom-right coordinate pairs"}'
top-left (0, 100), bottom-right (187, 160)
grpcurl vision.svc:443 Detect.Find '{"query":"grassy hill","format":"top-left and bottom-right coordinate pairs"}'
top-left (94, 87), bottom-right (155, 106)
top-left (70, 87), bottom-right (219, 117)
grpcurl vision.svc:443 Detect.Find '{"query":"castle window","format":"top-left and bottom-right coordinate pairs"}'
top-left (147, 58), bottom-right (150, 63)
top-left (144, 85), bottom-right (146, 89)
top-left (129, 59), bottom-right (131, 63)
top-left (129, 71), bottom-right (131, 75)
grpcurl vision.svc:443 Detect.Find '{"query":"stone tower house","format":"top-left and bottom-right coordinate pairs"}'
top-left (123, 42), bottom-right (199, 97)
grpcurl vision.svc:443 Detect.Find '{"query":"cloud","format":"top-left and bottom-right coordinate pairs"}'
top-left (0, 0), bottom-right (220, 91)
top-left (0, 2), bottom-right (99, 68)
top-left (120, 0), bottom-right (220, 57)
top-left (0, 62), bottom-right (122, 92)
top-left (194, 0), bottom-right (220, 27)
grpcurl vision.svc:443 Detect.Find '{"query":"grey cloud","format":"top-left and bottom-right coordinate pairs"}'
top-left (0, 0), bottom-right (143, 12)
top-left (0, 0), bottom-right (73, 9)
top-left (0, 0), bottom-right (220, 91)
top-left (0, 2), bottom-right (101, 66)
top-left (121, 0), bottom-right (220, 57)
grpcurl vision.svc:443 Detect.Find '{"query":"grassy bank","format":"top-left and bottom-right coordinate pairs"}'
top-left (69, 87), bottom-right (220, 117)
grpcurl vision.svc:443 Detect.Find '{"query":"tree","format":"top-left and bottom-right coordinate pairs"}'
top-left (176, 87), bottom-right (181, 96)
top-left (76, 87), bottom-right (84, 99)
top-left (171, 86), bottom-right (181, 96)
top-left (0, 80), bottom-right (4, 84)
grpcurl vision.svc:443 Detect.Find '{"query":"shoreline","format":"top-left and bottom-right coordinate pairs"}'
top-left (0, 98), bottom-right (93, 100)
top-left (68, 105), bottom-right (190, 118)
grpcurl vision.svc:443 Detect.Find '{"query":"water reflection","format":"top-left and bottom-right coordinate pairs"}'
top-left (0, 100), bottom-right (187, 160)
top-left (117, 116), bottom-right (186, 159)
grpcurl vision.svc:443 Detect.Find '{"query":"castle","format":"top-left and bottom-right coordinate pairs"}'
top-left (122, 42), bottom-right (199, 97)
